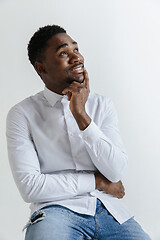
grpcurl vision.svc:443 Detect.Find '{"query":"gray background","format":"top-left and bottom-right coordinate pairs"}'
top-left (0, 0), bottom-right (159, 239)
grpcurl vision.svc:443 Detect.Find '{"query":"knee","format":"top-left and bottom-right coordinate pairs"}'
top-left (25, 207), bottom-right (77, 240)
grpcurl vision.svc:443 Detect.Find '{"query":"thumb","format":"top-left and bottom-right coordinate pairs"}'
top-left (67, 92), bottom-right (72, 101)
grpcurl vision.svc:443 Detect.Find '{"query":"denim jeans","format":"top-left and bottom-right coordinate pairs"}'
top-left (25, 199), bottom-right (151, 240)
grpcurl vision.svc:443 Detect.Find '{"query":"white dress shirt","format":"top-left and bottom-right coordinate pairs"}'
top-left (6, 87), bottom-right (133, 224)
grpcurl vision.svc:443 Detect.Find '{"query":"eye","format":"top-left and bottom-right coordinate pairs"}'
top-left (59, 51), bottom-right (68, 56)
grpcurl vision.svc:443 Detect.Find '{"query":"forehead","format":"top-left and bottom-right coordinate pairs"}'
top-left (47, 33), bottom-right (77, 50)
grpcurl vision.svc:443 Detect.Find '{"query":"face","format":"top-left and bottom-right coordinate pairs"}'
top-left (35, 33), bottom-right (84, 94)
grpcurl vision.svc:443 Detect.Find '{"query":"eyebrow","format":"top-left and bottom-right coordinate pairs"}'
top-left (56, 41), bottom-right (77, 52)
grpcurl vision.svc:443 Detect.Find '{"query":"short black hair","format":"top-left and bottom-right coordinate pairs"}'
top-left (28, 25), bottom-right (66, 67)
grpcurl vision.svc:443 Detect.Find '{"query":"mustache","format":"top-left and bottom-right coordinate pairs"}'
top-left (68, 62), bottom-right (84, 71)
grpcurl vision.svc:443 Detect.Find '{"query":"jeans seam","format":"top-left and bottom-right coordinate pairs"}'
top-left (93, 214), bottom-right (99, 240)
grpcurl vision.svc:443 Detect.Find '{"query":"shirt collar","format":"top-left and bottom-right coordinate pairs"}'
top-left (43, 87), bottom-right (67, 107)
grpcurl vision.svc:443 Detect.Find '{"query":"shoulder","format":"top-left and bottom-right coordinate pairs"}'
top-left (87, 92), bottom-right (118, 123)
top-left (87, 92), bottom-right (114, 110)
top-left (7, 91), bottom-right (44, 121)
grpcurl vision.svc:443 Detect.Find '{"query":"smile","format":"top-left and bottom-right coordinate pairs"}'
top-left (69, 64), bottom-right (84, 74)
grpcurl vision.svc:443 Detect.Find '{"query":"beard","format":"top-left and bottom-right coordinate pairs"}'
top-left (66, 72), bottom-right (84, 84)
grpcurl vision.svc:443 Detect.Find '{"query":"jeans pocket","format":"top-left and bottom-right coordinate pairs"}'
top-left (23, 209), bottom-right (46, 231)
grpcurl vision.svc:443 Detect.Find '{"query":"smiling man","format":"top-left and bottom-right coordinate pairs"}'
top-left (6, 25), bottom-right (151, 240)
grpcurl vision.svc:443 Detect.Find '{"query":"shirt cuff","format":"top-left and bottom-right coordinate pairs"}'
top-left (79, 120), bottom-right (112, 147)
top-left (77, 172), bottom-right (95, 194)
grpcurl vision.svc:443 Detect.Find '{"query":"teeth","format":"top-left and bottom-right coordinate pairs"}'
top-left (72, 65), bottom-right (83, 70)
top-left (76, 67), bottom-right (82, 70)
top-left (70, 65), bottom-right (83, 73)
top-left (74, 67), bottom-right (82, 70)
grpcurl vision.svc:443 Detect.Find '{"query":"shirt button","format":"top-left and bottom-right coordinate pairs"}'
top-left (65, 110), bottom-right (69, 115)
top-left (70, 133), bottom-right (74, 136)
top-left (83, 136), bottom-right (88, 141)
top-left (96, 155), bottom-right (100, 159)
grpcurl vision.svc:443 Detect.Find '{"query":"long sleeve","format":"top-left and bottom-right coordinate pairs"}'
top-left (6, 107), bottom-right (95, 203)
top-left (80, 98), bottom-right (128, 183)
top-left (6, 90), bottom-right (132, 223)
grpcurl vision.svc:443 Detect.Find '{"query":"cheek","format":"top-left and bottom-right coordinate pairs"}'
top-left (48, 62), bottom-right (64, 74)
top-left (52, 62), bottom-right (69, 78)
top-left (55, 58), bottom-right (68, 69)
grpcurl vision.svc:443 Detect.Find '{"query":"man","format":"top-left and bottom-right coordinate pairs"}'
top-left (6, 25), bottom-right (151, 239)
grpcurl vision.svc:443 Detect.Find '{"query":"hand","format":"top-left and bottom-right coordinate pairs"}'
top-left (62, 68), bottom-right (90, 115)
top-left (62, 69), bottom-right (91, 130)
top-left (95, 172), bottom-right (125, 199)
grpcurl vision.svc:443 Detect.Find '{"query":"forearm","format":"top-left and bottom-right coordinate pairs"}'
top-left (10, 165), bottom-right (95, 203)
top-left (72, 111), bottom-right (91, 131)
top-left (80, 121), bottom-right (128, 182)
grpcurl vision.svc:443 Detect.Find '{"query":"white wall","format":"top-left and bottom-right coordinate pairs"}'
top-left (0, 0), bottom-right (159, 239)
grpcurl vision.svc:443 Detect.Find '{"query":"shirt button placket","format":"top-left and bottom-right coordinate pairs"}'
top-left (62, 101), bottom-right (79, 170)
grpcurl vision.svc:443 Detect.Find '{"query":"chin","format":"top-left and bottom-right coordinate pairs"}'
top-left (73, 78), bottom-right (84, 83)
top-left (68, 74), bottom-right (84, 84)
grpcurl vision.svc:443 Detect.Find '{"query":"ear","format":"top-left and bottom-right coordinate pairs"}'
top-left (35, 61), bottom-right (47, 76)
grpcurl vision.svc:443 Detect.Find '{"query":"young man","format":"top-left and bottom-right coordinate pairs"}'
top-left (6, 25), bottom-right (151, 239)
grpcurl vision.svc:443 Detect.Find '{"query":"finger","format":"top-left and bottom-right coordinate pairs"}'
top-left (117, 190), bottom-right (125, 199)
top-left (119, 183), bottom-right (124, 190)
top-left (83, 68), bottom-right (89, 88)
top-left (62, 86), bottom-right (80, 95)
top-left (119, 181), bottom-right (124, 189)
top-left (66, 92), bottom-right (72, 101)
top-left (120, 189), bottom-right (125, 196)
top-left (120, 183), bottom-right (125, 192)
top-left (70, 77), bottom-right (86, 88)
top-left (69, 81), bottom-right (83, 88)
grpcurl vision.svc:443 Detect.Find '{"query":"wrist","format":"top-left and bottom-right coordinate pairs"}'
top-left (95, 172), bottom-right (102, 190)
top-left (71, 107), bottom-right (86, 117)
top-left (73, 111), bottom-right (91, 131)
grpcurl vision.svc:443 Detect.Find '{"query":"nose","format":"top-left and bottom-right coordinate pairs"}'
top-left (69, 52), bottom-right (81, 64)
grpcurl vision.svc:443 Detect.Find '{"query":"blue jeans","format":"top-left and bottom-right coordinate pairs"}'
top-left (25, 199), bottom-right (151, 240)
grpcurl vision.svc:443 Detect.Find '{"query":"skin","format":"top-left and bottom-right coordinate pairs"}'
top-left (34, 33), bottom-right (125, 199)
